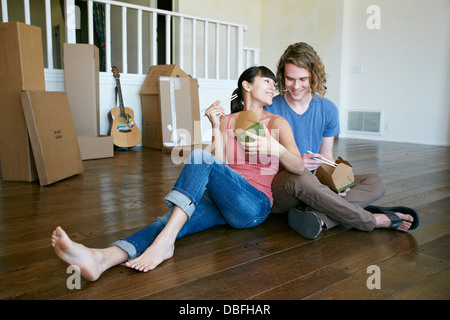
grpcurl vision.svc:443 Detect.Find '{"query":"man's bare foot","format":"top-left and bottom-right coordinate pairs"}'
top-left (125, 234), bottom-right (175, 272)
top-left (374, 212), bottom-right (413, 231)
top-left (51, 226), bottom-right (126, 281)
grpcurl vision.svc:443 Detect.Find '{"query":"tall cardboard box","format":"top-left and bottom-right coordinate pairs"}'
top-left (20, 91), bottom-right (84, 186)
top-left (158, 77), bottom-right (201, 148)
top-left (139, 65), bottom-right (190, 149)
top-left (63, 43), bottom-right (113, 160)
top-left (63, 43), bottom-right (100, 136)
top-left (0, 22), bottom-right (45, 181)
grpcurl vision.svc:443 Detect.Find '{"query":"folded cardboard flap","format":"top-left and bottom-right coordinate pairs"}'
top-left (140, 64), bottom-right (190, 95)
top-left (315, 156), bottom-right (355, 193)
top-left (234, 110), bottom-right (265, 142)
top-left (20, 90), bottom-right (84, 186)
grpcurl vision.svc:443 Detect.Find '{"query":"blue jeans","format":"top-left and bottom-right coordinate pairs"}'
top-left (111, 149), bottom-right (271, 259)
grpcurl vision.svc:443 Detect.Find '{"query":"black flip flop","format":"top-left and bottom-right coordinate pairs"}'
top-left (288, 208), bottom-right (322, 239)
top-left (364, 205), bottom-right (420, 231)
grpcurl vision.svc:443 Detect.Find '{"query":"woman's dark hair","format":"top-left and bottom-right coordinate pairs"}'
top-left (230, 66), bottom-right (276, 113)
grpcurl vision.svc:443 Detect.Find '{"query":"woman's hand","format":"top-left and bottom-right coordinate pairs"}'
top-left (204, 100), bottom-right (225, 128)
top-left (242, 125), bottom-right (281, 157)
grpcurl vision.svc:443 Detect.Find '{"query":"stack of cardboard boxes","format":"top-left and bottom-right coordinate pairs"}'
top-left (0, 22), bottom-right (201, 185)
top-left (0, 22), bottom-right (112, 186)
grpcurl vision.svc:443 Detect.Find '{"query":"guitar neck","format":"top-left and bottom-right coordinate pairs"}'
top-left (115, 78), bottom-right (125, 114)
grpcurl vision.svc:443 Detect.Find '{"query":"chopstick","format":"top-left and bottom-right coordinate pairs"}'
top-left (201, 94), bottom-right (238, 113)
top-left (307, 151), bottom-right (338, 168)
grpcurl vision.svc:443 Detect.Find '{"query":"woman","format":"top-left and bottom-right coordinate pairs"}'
top-left (51, 66), bottom-right (303, 281)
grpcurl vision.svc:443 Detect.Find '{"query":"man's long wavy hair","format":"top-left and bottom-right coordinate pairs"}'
top-left (276, 42), bottom-right (327, 99)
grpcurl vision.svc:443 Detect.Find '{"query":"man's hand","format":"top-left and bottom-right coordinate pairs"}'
top-left (302, 152), bottom-right (323, 171)
top-left (338, 188), bottom-right (351, 197)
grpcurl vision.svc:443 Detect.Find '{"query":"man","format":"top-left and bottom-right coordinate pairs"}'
top-left (265, 42), bottom-right (419, 239)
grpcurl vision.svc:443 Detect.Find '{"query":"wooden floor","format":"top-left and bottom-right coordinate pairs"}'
top-left (0, 138), bottom-right (449, 301)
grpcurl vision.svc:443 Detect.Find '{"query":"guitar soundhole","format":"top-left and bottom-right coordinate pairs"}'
top-left (118, 114), bottom-right (128, 123)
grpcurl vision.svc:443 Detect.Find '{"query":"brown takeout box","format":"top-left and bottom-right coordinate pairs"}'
top-left (233, 110), bottom-right (265, 142)
top-left (315, 156), bottom-right (355, 193)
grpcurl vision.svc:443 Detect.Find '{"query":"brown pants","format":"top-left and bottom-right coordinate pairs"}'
top-left (271, 170), bottom-right (386, 231)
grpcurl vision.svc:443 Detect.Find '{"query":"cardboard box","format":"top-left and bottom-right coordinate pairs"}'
top-left (315, 157), bottom-right (355, 193)
top-left (0, 22), bottom-right (45, 182)
top-left (139, 64), bottom-right (191, 149)
top-left (20, 91), bottom-right (84, 186)
top-left (63, 43), bottom-right (100, 136)
top-left (77, 135), bottom-right (114, 160)
top-left (158, 77), bottom-right (201, 148)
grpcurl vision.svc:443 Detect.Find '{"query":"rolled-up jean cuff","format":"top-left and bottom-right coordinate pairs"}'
top-left (164, 189), bottom-right (196, 219)
top-left (110, 239), bottom-right (138, 259)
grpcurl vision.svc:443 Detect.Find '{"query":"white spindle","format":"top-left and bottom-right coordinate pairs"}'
top-left (254, 49), bottom-right (260, 66)
top-left (215, 23), bottom-right (220, 79)
top-left (1, 0), bottom-right (8, 22)
top-left (137, 9), bottom-right (142, 74)
top-left (178, 17), bottom-right (184, 70)
top-left (192, 18), bottom-right (197, 78)
top-left (122, 6), bottom-right (127, 73)
top-left (151, 12), bottom-right (157, 66)
top-left (105, 3), bottom-right (111, 72)
top-left (24, 0), bottom-right (30, 24)
top-left (226, 25), bottom-right (231, 80)
top-left (165, 14), bottom-right (171, 64)
top-left (203, 21), bottom-right (208, 79)
top-left (236, 26), bottom-right (244, 75)
top-left (245, 49), bottom-right (250, 68)
top-left (88, 0), bottom-right (94, 45)
top-left (65, 0), bottom-right (76, 43)
top-left (45, 0), bottom-right (53, 69)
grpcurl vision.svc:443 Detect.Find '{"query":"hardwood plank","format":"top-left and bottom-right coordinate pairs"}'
top-left (390, 266), bottom-right (450, 300)
top-left (305, 251), bottom-right (448, 300)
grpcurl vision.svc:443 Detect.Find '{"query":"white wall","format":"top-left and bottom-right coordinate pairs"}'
top-left (260, 0), bottom-right (450, 146)
top-left (260, 0), bottom-right (345, 113)
top-left (342, 0), bottom-right (450, 146)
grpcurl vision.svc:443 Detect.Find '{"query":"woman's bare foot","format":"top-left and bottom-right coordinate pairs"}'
top-left (51, 226), bottom-right (127, 281)
top-left (374, 212), bottom-right (413, 231)
top-left (125, 233), bottom-right (175, 272)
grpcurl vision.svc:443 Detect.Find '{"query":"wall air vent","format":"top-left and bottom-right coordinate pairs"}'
top-left (346, 109), bottom-right (383, 134)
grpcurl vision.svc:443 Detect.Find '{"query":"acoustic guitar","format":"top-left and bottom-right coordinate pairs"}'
top-left (110, 66), bottom-right (141, 148)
